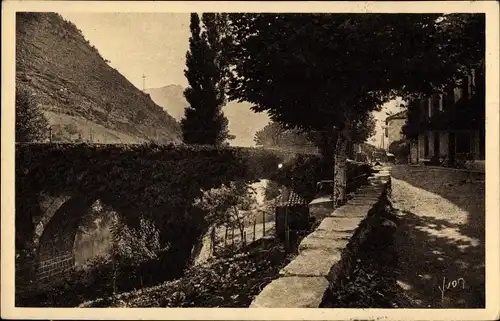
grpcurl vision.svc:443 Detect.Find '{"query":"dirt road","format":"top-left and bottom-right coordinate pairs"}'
top-left (390, 165), bottom-right (485, 308)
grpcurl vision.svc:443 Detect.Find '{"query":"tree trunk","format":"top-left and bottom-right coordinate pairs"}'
top-left (333, 130), bottom-right (348, 207)
top-left (319, 129), bottom-right (338, 181)
top-left (112, 258), bottom-right (117, 294)
top-left (239, 224), bottom-right (245, 247)
top-left (253, 219), bottom-right (256, 242)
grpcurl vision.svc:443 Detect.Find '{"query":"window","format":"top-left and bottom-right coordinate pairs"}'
top-left (462, 75), bottom-right (471, 100)
top-left (443, 85), bottom-right (455, 110)
top-left (419, 100), bottom-right (427, 121)
top-left (432, 94), bottom-right (440, 114)
top-left (442, 95), bottom-right (448, 110)
top-left (456, 131), bottom-right (471, 154)
top-left (454, 80), bottom-right (463, 102)
top-left (471, 69), bottom-right (476, 95)
top-left (424, 134), bottom-right (429, 157)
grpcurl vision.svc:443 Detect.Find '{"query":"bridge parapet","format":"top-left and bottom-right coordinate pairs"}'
top-left (15, 142), bottom-right (317, 285)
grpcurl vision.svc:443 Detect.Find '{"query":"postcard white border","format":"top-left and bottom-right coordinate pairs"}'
top-left (2, 1), bottom-right (499, 320)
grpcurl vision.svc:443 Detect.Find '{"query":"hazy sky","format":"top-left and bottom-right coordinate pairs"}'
top-left (60, 12), bottom-right (191, 89)
top-left (59, 12), bottom-right (402, 147)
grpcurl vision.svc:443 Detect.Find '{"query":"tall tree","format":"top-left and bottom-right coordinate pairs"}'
top-left (16, 86), bottom-right (49, 142)
top-left (181, 13), bottom-right (231, 146)
top-left (224, 13), bottom-right (484, 200)
top-left (225, 13), bottom-right (484, 133)
top-left (254, 121), bottom-right (314, 147)
top-left (350, 113), bottom-right (377, 144)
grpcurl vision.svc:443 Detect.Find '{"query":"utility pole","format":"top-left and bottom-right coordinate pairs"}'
top-left (142, 73), bottom-right (146, 92)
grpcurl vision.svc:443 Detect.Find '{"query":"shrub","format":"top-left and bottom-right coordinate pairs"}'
top-left (15, 86), bottom-right (49, 142)
top-left (64, 123), bottom-right (79, 135)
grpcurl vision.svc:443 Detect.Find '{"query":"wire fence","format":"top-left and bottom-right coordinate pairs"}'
top-left (209, 208), bottom-right (276, 254)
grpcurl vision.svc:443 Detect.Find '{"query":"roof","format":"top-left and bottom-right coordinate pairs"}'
top-left (277, 190), bottom-right (308, 206)
top-left (385, 110), bottom-right (407, 122)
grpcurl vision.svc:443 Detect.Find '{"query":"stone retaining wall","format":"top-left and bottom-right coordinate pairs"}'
top-left (250, 170), bottom-right (391, 308)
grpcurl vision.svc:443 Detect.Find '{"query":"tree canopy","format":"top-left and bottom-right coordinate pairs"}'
top-left (181, 13), bottom-right (232, 146)
top-left (254, 122), bottom-right (314, 147)
top-left (224, 13), bottom-right (485, 133)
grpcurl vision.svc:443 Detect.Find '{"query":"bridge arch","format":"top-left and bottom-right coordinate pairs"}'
top-left (35, 194), bottom-right (97, 283)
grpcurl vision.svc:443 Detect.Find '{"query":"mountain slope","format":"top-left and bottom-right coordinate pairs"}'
top-left (146, 85), bottom-right (270, 147)
top-left (16, 12), bottom-right (181, 144)
top-left (145, 85), bottom-right (188, 121)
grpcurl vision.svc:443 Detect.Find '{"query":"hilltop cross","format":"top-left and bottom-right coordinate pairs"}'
top-left (142, 73), bottom-right (146, 91)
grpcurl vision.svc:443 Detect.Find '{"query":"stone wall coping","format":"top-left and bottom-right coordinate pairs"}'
top-left (250, 276), bottom-right (330, 308)
top-left (249, 172), bottom-right (390, 308)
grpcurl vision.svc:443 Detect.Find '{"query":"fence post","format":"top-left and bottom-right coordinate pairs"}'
top-left (211, 227), bottom-right (216, 255)
top-left (224, 226), bottom-right (228, 247)
top-left (253, 219), bottom-right (256, 242)
top-left (262, 210), bottom-right (266, 237)
top-left (284, 206), bottom-right (289, 252)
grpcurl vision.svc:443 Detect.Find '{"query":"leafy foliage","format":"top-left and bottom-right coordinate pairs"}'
top-left (254, 122), bottom-right (314, 147)
top-left (15, 85), bottom-right (49, 142)
top-left (350, 113), bottom-right (377, 144)
top-left (223, 13), bottom-right (485, 155)
top-left (109, 214), bottom-right (162, 291)
top-left (182, 13), bottom-right (231, 146)
top-left (401, 99), bottom-right (424, 141)
top-left (194, 181), bottom-right (258, 242)
top-left (388, 139), bottom-right (410, 163)
top-left (80, 238), bottom-right (292, 308)
top-left (15, 142), bottom-right (302, 282)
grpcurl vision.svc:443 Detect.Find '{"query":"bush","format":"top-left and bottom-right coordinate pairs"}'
top-left (16, 86), bottom-right (49, 142)
top-left (81, 239), bottom-right (290, 308)
top-left (15, 143), bottom-right (321, 305)
top-left (388, 139), bottom-right (409, 163)
top-left (64, 123), bottom-right (79, 136)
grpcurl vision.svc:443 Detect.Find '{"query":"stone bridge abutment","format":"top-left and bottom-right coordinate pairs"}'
top-left (29, 193), bottom-right (98, 284)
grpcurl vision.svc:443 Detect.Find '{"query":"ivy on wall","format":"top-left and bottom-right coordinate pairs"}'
top-left (15, 142), bottom-right (371, 287)
top-left (15, 143), bottom-right (290, 276)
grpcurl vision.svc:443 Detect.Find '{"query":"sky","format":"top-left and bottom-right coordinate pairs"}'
top-left (59, 12), bottom-right (404, 147)
top-left (60, 12), bottom-right (191, 89)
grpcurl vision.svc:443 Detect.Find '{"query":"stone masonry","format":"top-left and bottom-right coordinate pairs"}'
top-left (250, 168), bottom-right (390, 308)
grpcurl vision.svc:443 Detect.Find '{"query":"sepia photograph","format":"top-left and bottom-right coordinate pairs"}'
top-left (2, 1), bottom-right (499, 320)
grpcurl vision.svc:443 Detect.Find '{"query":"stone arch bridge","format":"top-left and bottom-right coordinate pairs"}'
top-left (15, 142), bottom-right (315, 286)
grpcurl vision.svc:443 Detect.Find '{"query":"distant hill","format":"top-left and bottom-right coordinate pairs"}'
top-left (145, 85), bottom-right (188, 121)
top-left (146, 85), bottom-right (270, 147)
top-left (16, 12), bottom-right (181, 144)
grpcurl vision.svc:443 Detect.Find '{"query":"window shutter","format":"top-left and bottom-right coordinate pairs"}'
top-left (432, 94), bottom-right (440, 114)
top-left (471, 69), bottom-right (476, 95)
top-left (447, 84), bottom-right (455, 108)
top-left (462, 75), bottom-right (470, 99)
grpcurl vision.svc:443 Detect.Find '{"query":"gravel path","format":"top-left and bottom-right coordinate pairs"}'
top-left (390, 165), bottom-right (485, 308)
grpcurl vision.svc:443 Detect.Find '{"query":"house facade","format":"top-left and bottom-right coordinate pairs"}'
top-left (384, 111), bottom-right (407, 151)
top-left (407, 67), bottom-right (485, 172)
